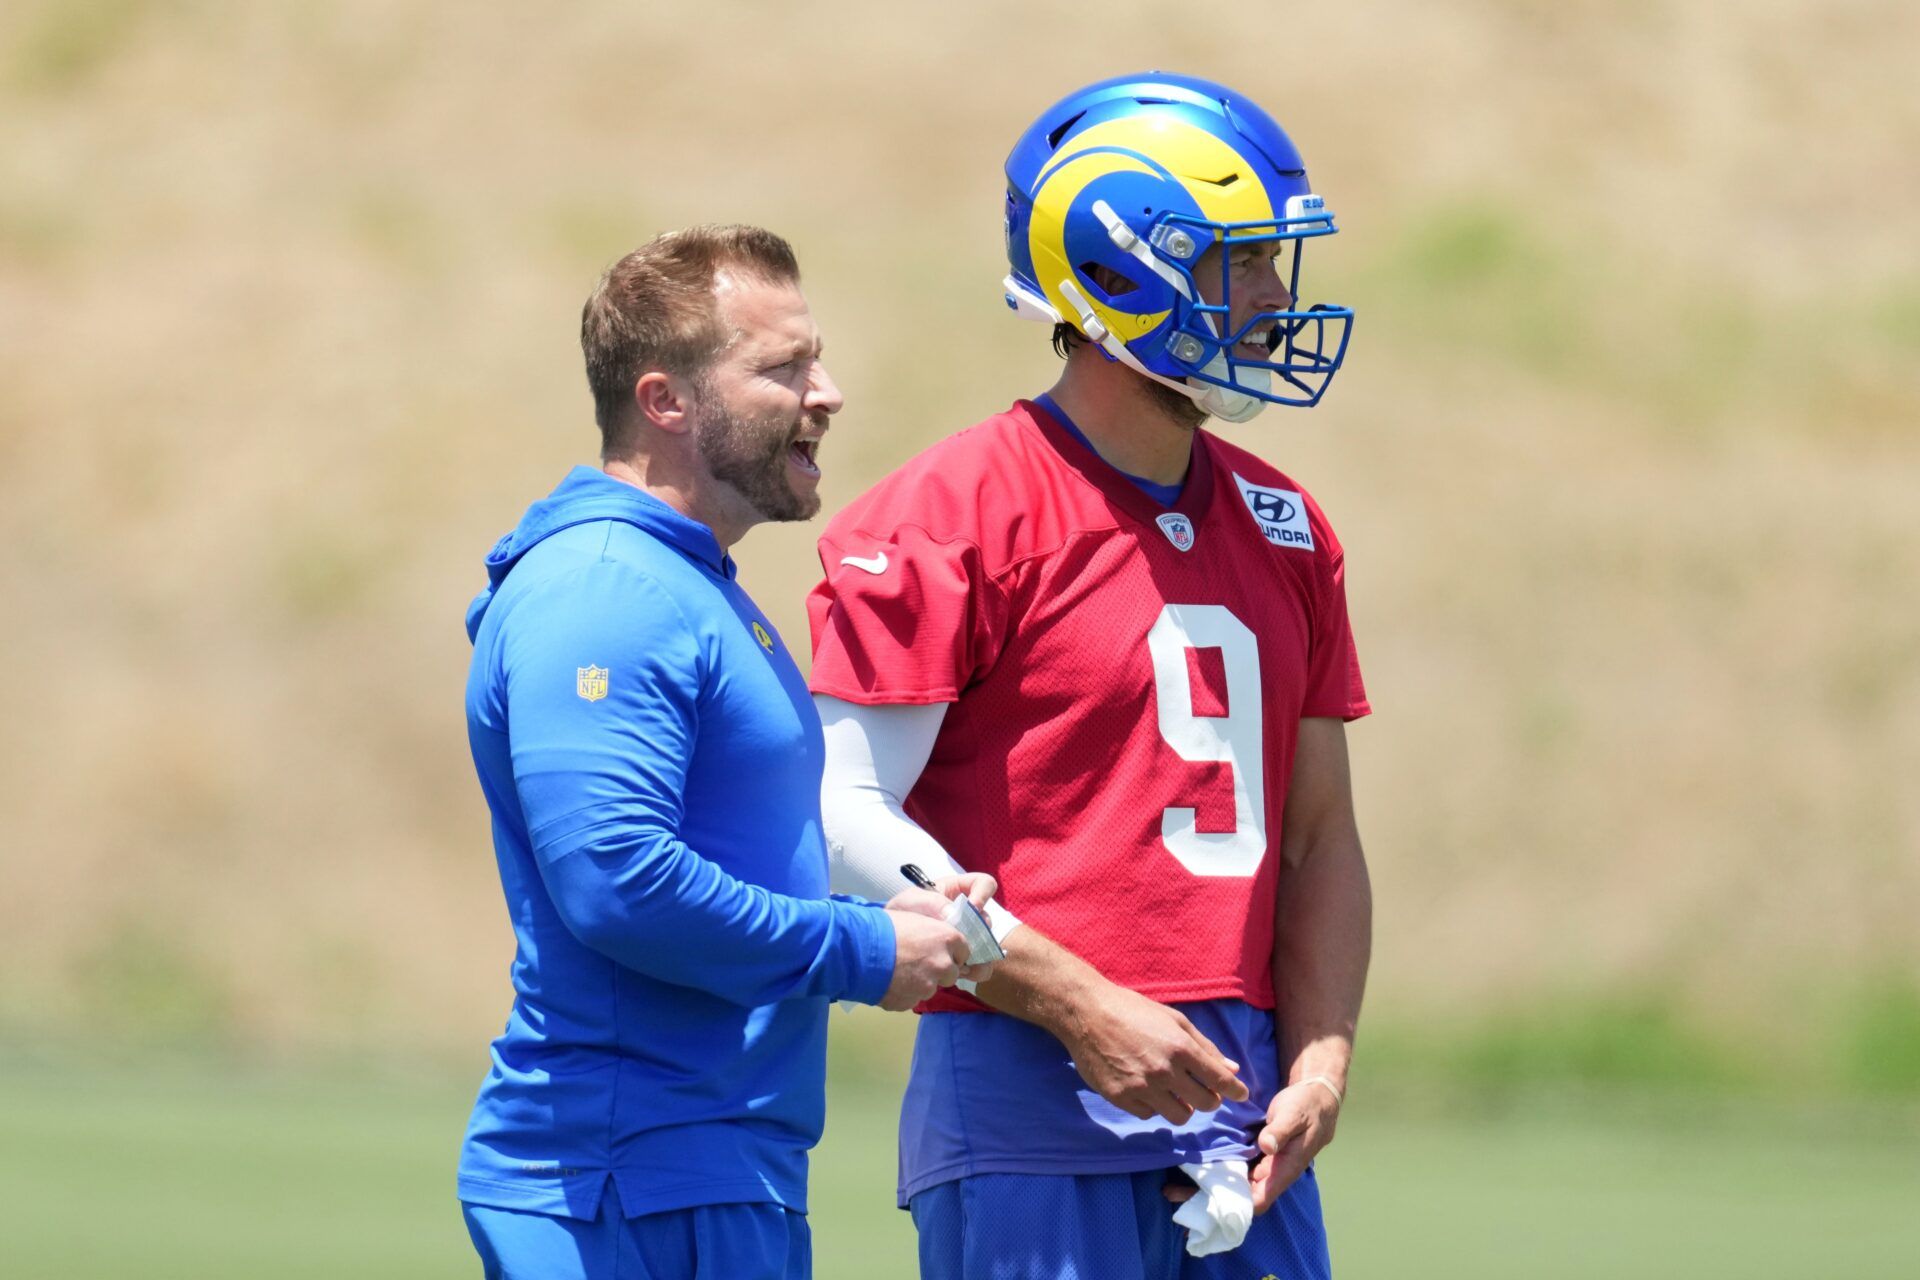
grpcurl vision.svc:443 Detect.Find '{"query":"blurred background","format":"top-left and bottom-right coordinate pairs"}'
top-left (2, 1), bottom-right (1916, 1275)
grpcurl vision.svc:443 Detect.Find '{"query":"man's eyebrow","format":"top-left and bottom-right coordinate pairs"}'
top-left (740, 326), bottom-right (823, 365)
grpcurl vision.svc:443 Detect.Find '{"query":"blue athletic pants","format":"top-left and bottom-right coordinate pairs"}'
top-left (462, 1197), bottom-right (811, 1279)
top-left (909, 1166), bottom-right (1331, 1280)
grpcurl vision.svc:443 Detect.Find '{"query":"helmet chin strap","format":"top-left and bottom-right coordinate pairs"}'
top-left (1056, 276), bottom-right (1270, 424)
top-left (1189, 354), bottom-right (1269, 424)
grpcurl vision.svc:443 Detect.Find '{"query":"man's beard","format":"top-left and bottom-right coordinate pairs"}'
top-left (1142, 375), bottom-right (1207, 430)
top-left (692, 389), bottom-right (820, 524)
top-left (1106, 354), bottom-right (1206, 429)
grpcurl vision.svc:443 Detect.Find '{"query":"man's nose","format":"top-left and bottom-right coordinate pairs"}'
top-left (807, 361), bottom-right (844, 416)
top-left (1252, 260), bottom-right (1294, 312)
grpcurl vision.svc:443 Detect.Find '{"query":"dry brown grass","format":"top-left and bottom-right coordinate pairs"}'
top-left (2, 0), bottom-right (1915, 1053)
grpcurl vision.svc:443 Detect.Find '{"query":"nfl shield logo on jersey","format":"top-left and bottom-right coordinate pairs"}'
top-left (1155, 512), bottom-right (1196, 552)
top-left (576, 665), bottom-right (608, 701)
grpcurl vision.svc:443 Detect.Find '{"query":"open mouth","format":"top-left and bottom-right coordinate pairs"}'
top-left (788, 437), bottom-right (822, 477)
top-left (1235, 326), bottom-right (1277, 362)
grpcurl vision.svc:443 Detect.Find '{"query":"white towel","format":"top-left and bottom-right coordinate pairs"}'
top-left (1172, 1160), bottom-right (1254, 1257)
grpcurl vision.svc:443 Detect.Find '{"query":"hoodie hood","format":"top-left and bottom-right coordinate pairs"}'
top-left (466, 466), bottom-right (731, 640)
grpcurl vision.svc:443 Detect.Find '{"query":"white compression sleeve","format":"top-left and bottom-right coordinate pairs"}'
top-left (815, 694), bottom-right (1022, 944)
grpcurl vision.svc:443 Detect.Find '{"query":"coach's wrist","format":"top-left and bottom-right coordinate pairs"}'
top-left (830, 898), bottom-right (898, 1006)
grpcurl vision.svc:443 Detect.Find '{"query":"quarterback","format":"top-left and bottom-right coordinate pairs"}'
top-left (810, 75), bottom-right (1372, 1277)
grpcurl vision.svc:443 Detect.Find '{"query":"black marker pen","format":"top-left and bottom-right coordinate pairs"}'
top-left (898, 864), bottom-right (1005, 965)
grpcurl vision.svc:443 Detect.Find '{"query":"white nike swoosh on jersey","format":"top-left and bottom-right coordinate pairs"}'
top-left (839, 552), bottom-right (889, 575)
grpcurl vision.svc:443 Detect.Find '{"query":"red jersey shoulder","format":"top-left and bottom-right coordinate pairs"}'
top-left (1204, 431), bottom-right (1345, 564)
top-left (825, 404), bottom-right (1107, 573)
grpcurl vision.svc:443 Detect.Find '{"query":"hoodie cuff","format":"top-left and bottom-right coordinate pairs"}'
top-left (828, 899), bottom-right (896, 1006)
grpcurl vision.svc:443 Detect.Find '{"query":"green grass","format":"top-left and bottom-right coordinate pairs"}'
top-left (1360, 984), bottom-right (1920, 1103)
top-left (1363, 993), bottom-right (1759, 1094)
top-left (3, 1048), bottom-right (1917, 1279)
top-left (1327, 1100), bottom-right (1920, 1280)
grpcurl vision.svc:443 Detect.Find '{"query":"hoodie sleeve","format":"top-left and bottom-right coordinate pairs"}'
top-left (499, 560), bottom-right (896, 1008)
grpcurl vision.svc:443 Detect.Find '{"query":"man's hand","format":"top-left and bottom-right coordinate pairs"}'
top-left (1057, 984), bottom-right (1250, 1124)
top-left (1248, 1078), bottom-right (1341, 1212)
top-left (929, 872), bottom-right (1000, 982)
top-left (933, 872), bottom-right (997, 913)
top-left (877, 891), bottom-right (970, 1010)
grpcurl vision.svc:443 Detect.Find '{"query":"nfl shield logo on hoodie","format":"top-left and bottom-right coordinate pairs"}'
top-left (1155, 512), bottom-right (1196, 552)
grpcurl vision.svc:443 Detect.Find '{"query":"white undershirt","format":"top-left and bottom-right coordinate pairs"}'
top-left (815, 694), bottom-right (1022, 944)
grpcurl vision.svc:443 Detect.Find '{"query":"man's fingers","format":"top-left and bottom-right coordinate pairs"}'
top-left (1257, 1107), bottom-right (1309, 1156)
top-left (1249, 1139), bottom-right (1310, 1213)
top-left (1170, 1018), bottom-right (1248, 1099)
top-left (1172, 1011), bottom-right (1238, 1068)
top-left (1271, 1147), bottom-right (1311, 1199)
top-left (933, 872), bottom-right (997, 909)
top-left (1108, 1083), bottom-right (1192, 1126)
top-left (1177, 1041), bottom-right (1250, 1103)
top-left (1249, 1154), bottom-right (1282, 1214)
top-left (1150, 1094), bottom-right (1195, 1126)
top-left (958, 962), bottom-right (996, 984)
top-left (1166, 1072), bottom-right (1224, 1116)
top-left (884, 888), bottom-right (952, 919)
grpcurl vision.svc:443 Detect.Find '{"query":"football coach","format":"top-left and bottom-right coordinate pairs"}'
top-left (456, 225), bottom-right (986, 1279)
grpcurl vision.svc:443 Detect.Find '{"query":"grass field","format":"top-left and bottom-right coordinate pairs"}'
top-left (4, 1051), bottom-right (1917, 1279)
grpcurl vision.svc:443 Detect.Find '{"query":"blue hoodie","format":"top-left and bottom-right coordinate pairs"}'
top-left (457, 466), bottom-right (897, 1221)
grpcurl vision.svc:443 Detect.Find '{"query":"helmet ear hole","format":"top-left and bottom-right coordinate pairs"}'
top-left (1078, 261), bottom-right (1140, 300)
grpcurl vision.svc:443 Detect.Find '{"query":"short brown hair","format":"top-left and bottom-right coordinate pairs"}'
top-left (581, 224), bottom-right (800, 452)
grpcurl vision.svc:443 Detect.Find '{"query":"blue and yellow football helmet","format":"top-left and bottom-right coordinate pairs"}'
top-left (1003, 72), bottom-right (1353, 420)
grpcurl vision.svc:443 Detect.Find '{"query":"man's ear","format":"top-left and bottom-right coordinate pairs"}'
top-left (634, 370), bottom-right (696, 434)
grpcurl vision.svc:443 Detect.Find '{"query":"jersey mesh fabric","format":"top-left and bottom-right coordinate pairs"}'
top-left (807, 400), bottom-right (1369, 1013)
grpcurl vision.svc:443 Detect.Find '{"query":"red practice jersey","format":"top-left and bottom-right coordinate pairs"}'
top-left (808, 400), bottom-right (1369, 1013)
